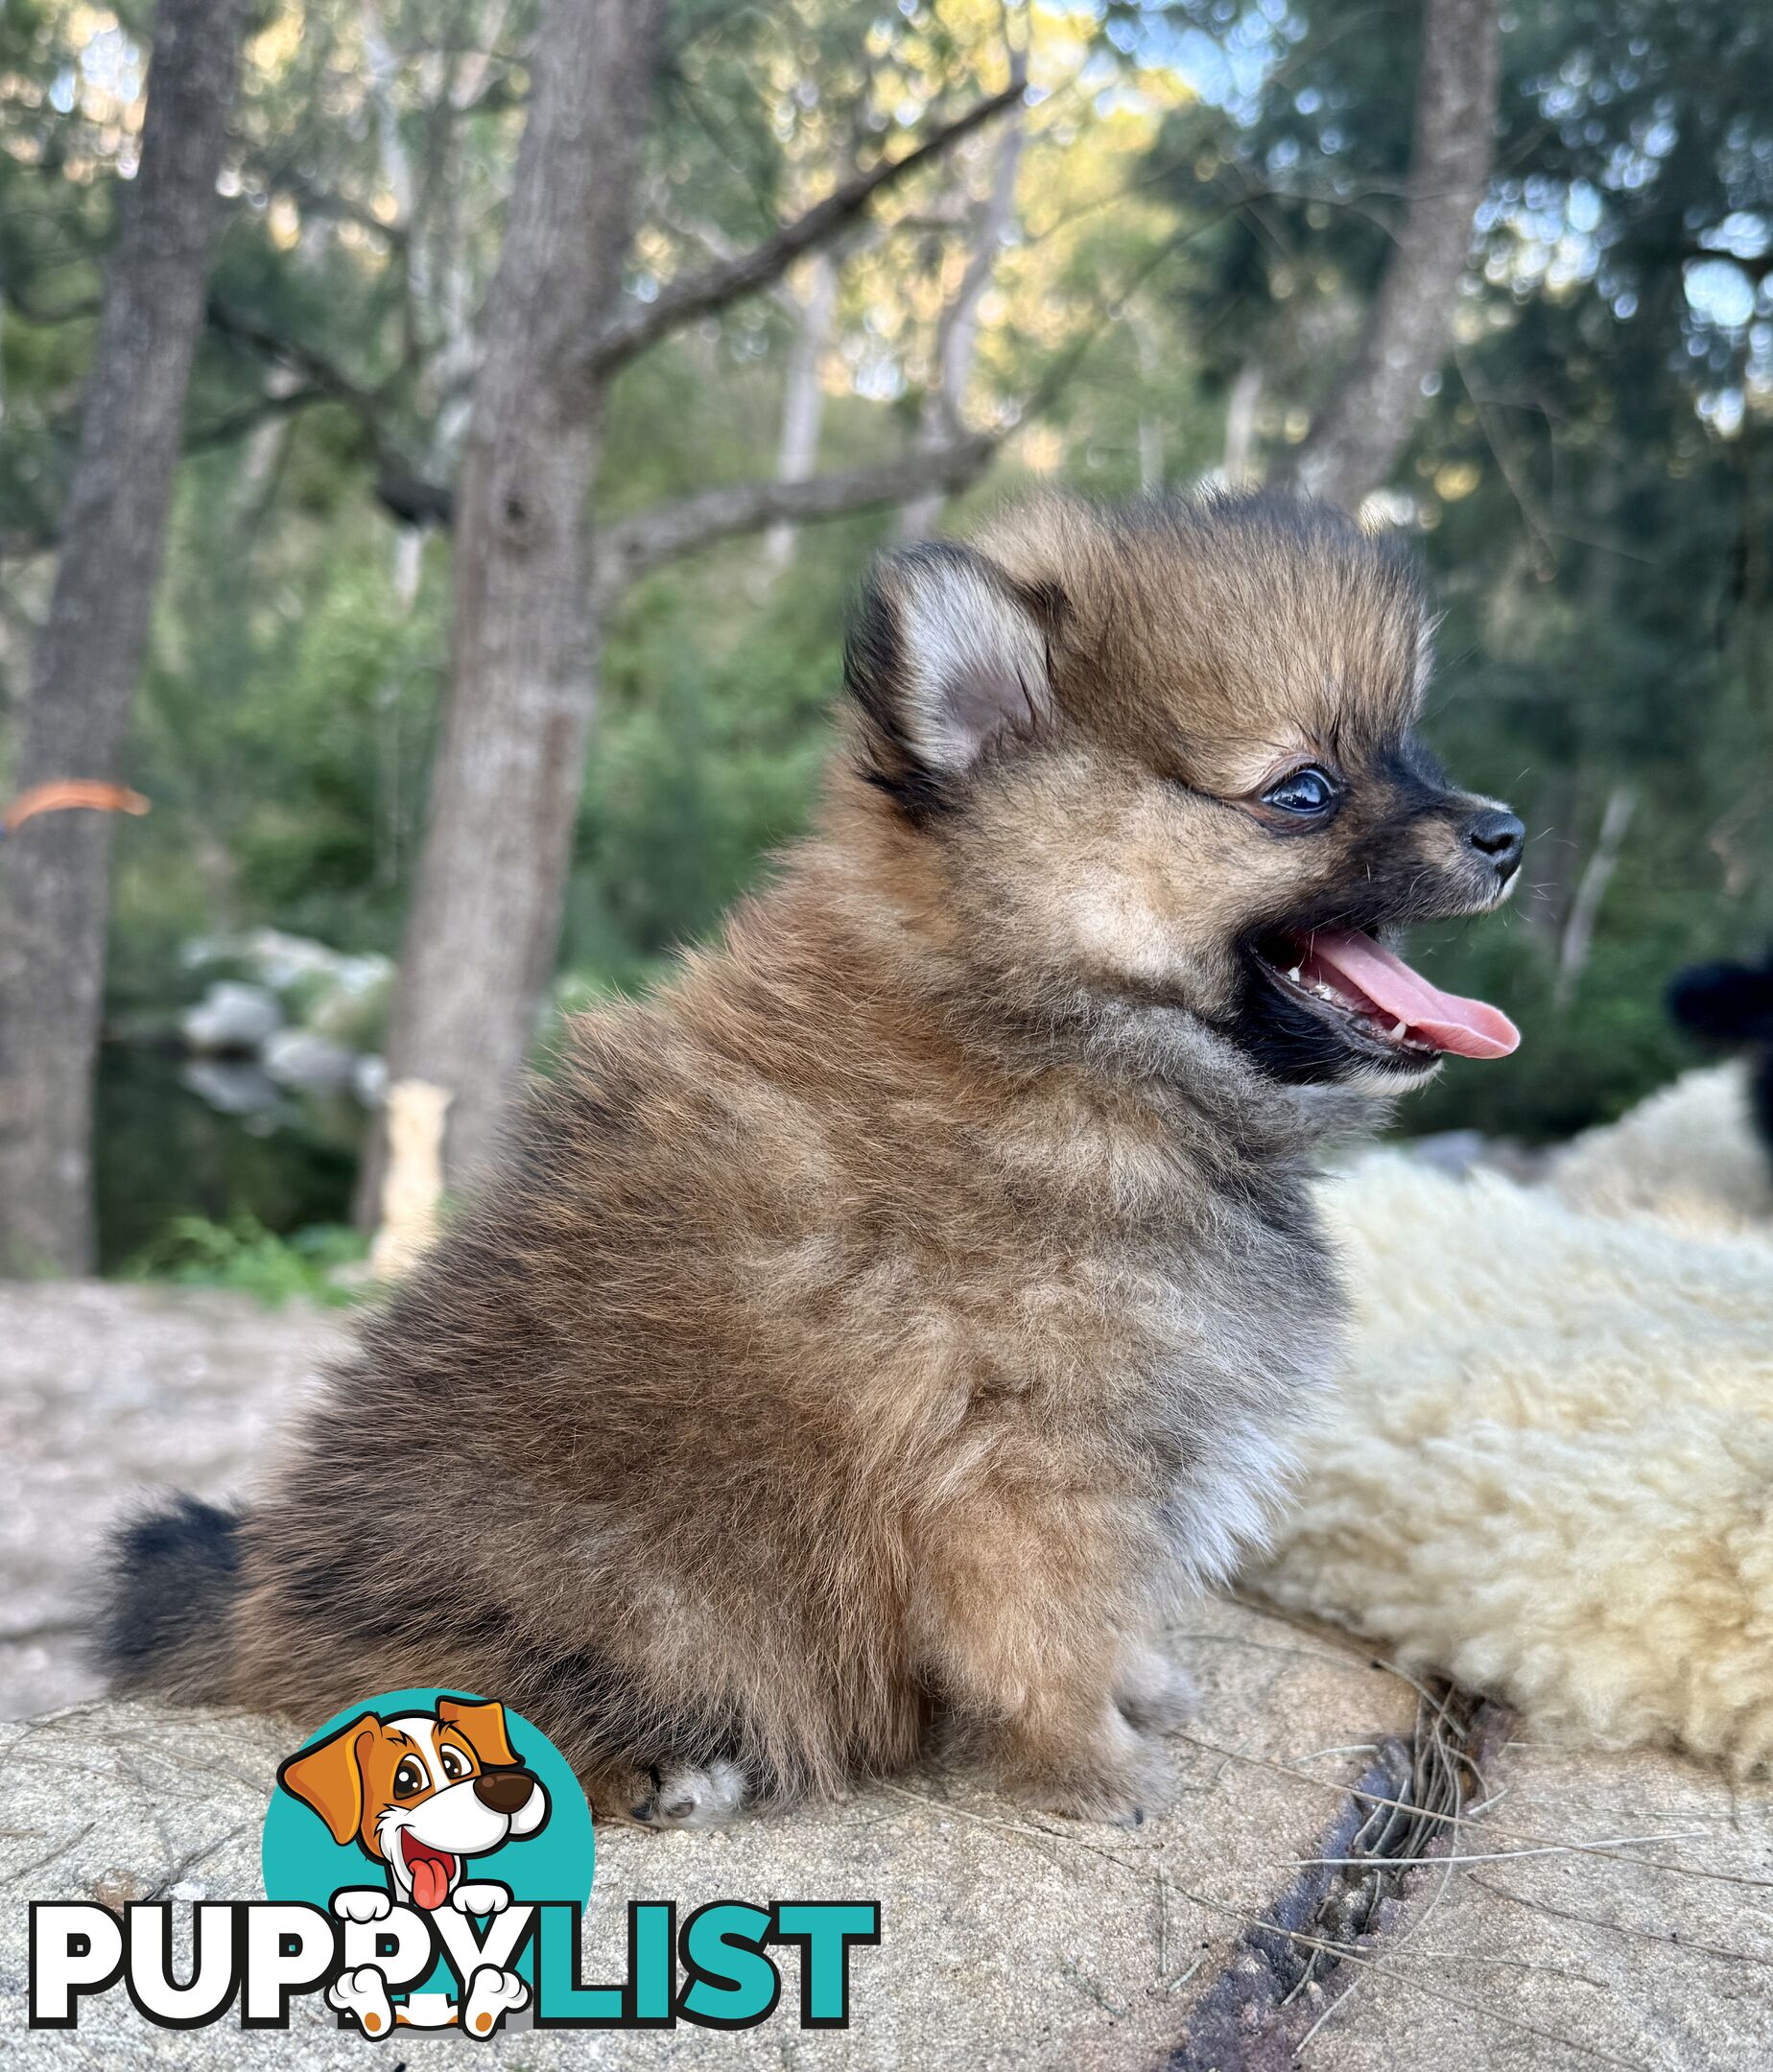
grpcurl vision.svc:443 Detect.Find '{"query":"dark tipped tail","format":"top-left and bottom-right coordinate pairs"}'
top-left (96, 1494), bottom-right (244, 1695)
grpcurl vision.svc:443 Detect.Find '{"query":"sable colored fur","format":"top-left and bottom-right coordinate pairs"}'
top-left (101, 491), bottom-right (1522, 1826)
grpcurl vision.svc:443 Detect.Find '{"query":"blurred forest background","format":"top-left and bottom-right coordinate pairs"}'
top-left (0, 0), bottom-right (1769, 1283)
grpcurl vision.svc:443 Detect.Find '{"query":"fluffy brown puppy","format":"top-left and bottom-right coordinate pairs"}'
top-left (102, 491), bottom-right (1523, 1828)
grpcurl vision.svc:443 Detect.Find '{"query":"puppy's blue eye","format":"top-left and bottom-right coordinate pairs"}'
top-left (1263, 766), bottom-right (1336, 815)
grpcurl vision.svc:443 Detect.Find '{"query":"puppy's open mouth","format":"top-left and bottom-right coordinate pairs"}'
top-left (399, 1828), bottom-right (459, 1910)
top-left (1253, 927), bottom-right (1520, 1064)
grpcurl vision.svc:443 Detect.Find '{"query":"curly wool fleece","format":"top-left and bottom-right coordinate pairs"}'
top-left (1252, 1116), bottom-right (1773, 1775)
top-left (1548, 1059), bottom-right (1773, 1239)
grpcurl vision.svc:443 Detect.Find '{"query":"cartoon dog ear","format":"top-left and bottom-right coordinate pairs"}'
top-left (277, 1717), bottom-right (377, 1846)
top-left (437, 1695), bottom-right (519, 1769)
top-left (845, 541), bottom-right (1061, 810)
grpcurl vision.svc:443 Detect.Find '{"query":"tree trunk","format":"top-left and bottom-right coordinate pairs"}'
top-left (1222, 360), bottom-right (1263, 483)
top-left (0, 0), bottom-right (245, 1276)
top-left (366, 63), bottom-right (1015, 1209)
top-left (1131, 307), bottom-right (1168, 493)
top-left (1282, 0), bottom-right (1501, 508)
top-left (1554, 785), bottom-right (1637, 1011)
top-left (900, 97), bottom-right (1025, 540)
top-left (374, 0), bottom-right (668, 1191)
top-left (764, 253), bottom-right (840, 572)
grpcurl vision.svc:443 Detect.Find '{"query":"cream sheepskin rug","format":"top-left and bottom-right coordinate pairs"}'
top-left (1252, 1085), bottom-right (1773, 1774)
top-left (1548, 1059), bottom-right (1773, 1238)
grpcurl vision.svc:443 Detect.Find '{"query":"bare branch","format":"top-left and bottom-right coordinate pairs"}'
top-left (184, 382), bottom-right (327, 452)
top-left (1277, 0), bottom-right (1501, 506)
top-left (208, 297), bottom-right (382, 416)
top-left (206, 298), bottom-right (455, 527)
top-left (764, 248), bottom-right (842, 571)
top-left (903, 53), bottom-right (1027, 536)
top-left (587, 82), bottom-right (1023, 380)
top-left (264, 162), bottom-right (408, 247)
top-left (596, 436), bottom-right (996, 599)
top-left (367, 457), bottom-right (457, 530)
top-left (1555, 786), bottom-right (1637, 1010)
top-left (650, 208), bottom-right (806, 320)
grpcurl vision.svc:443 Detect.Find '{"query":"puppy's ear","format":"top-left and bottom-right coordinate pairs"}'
top-left (277, 1717), bottom-right (375, 1846)
top-left (437, 1695), bottom-right (519, 1769)
top-left (846, 541), bottom-right (1061, 809)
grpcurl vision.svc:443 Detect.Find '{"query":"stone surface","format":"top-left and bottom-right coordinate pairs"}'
top-left (5, 1649), bottom-right (1769, 2068)
top-left (0, 1605), bottom-right (1427, 2069)
top-left (1315, 1735), bottom-right (1773, 2071)
top-left (179, 979), bottom-right (283, 1053)
top-left (0, 1280), bottom-right (345, 1721)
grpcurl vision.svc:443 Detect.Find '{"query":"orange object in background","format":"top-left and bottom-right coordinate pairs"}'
top-left (1, 781), bottom-right (151, 836)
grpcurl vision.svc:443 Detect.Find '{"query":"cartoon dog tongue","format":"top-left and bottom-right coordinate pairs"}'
top-left (1304, 929), bottom-right (1520, 1059)
top-left (403, 1838), bottom-right (455, 1910)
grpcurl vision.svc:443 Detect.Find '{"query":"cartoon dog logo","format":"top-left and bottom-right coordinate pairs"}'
top-left (276, 1695), bottom-right (550, 2036)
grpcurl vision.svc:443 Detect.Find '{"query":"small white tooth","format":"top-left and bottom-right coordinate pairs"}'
top-left (1287, 966), bottom-right (1302, 984)
top-left (1312, 982), bottom-right (1336, 1000)
top-left (1391, 1019), bottom-right (1408, 1039)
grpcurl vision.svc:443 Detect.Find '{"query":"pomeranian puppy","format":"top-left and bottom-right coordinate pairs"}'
top-left (102, 492), bottom-right (1522, 1827)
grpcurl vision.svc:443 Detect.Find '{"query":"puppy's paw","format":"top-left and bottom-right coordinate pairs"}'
top-left (452, 1882), bottom-right (511, 1917)
top-left (1005, 1721), bottom-right (1173, 1828)
top-left (1018, 1764), bottom-right (1166, 1827)
top-left (460, 1964), bottom-right (529, 2038)
top-left (331, 1888), bottom-right (393, 1925)
top-left (1116, 1646), bottom-right (1197, 1736)
top-left (327, 1964), bottom-right (395, 2037)
top-left (628, 1758), bottom-right (747, 1830)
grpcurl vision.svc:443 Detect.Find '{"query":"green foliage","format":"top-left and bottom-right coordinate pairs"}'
top-left (1143, 0), bottom-right (1773, 1140)
top-left (110, 437), bottom-right (447, 977)
top-left (122, 1213), bottom-right (366, 1307)
top-left (93, 1047), bottom-right (364, 1273)
top-left (4, 0), bottom-right (1771, 1267)
top-left (578, 558), bottom-right (848, 957)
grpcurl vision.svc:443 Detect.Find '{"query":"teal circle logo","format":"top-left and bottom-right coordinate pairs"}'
top-left (262, 1687), bottom-right (593, 2037)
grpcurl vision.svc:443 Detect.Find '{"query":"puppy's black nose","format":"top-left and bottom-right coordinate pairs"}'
top-left (1465, 808), bottom-right (1525, 877)
top-left (473, 1768), bottom-right (534, 1815)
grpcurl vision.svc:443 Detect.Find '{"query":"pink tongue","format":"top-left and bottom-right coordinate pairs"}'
top-left (1302, 929), bottom-right (1520, 1060)
top-left (410, 1852), bottom-right (451, 1910)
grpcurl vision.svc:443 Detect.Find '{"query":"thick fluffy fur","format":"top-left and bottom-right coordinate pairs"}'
top-left (102, 492), bottom-right (1515, 1825)
top-left (1255, 1137), bottom-right (1773, 1773)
